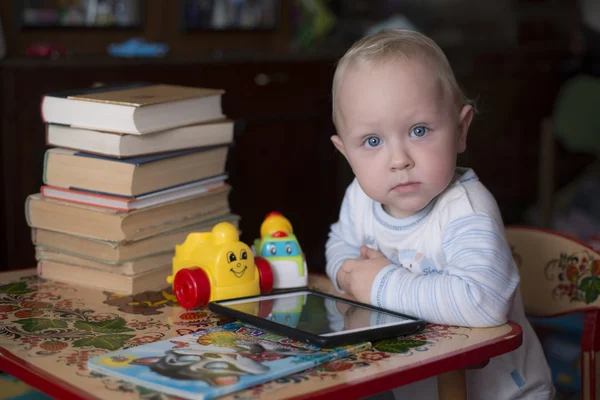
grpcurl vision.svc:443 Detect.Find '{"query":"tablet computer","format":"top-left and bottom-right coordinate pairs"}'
top-left (209, 289), bottom-right (427, 347)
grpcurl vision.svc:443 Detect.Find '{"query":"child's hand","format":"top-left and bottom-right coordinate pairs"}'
top-left (336, 245), bottom-right (368, 292)
top-left (339, 246), bottom-right (391, 304)
top-left (336, 258), bottom-right (360, 293)
top-left (360, 245), bottom-right (385, 259)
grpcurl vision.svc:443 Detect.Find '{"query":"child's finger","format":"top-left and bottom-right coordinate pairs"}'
top-left (359, 245), bottom-right (369, 258)
top-left (365, 247), bottom-right (386, 259)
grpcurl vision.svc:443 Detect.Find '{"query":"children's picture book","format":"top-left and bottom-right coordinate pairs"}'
top-left (88, 321), bottom-right (371, 400)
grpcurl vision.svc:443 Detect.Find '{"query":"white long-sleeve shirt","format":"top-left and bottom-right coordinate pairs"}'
top-left (326, 168), bottom-right (554, 399)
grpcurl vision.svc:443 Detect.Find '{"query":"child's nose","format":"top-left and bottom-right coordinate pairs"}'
top-left (389, 147), bottom-right (414, 171)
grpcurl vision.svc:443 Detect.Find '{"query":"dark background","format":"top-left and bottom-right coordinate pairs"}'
top-left (0, 0), bottom-right (596, 274)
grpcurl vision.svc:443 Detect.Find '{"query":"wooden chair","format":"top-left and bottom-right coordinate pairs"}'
top-left (506, 226), bottom-right (600, 399)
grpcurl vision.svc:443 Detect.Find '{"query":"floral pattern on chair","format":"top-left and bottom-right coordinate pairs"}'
top-left (506, 226), bottom-right (600, 400)
top-left (545, 251), bottom-right (600, 303)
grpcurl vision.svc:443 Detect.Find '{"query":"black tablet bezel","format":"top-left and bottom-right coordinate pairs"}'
top-left (209, 289), bottom-right (427, 347)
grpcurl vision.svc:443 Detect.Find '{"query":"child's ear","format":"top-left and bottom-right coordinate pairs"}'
top-left (457, 105), bottom-right (473, 153)
top-left (331, 135), bottom-right (348, 159)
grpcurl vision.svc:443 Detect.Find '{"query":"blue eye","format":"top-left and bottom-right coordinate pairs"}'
top-left (410, 126), bottom-right (428, 138)
top-left (364, 136), bottom-right (381, 148)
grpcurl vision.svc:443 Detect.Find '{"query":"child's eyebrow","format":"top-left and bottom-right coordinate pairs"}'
top-left (347, 127), bottom-right (379, 139)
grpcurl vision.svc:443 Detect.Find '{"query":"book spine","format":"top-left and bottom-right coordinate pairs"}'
top-left (311, 341), bottom-right (372, 366)
top-left (40, 187), bottom-right (134, 213)
top-left (40, 96), bottom-right (46, 123)
top-left (340, 341), bottom-right (372, 357)
top-left (42, 150), bottom-right (50, 185)
top-left (24, 195), bottom-right (34, 227)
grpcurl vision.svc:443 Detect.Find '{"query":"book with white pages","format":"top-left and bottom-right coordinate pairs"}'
top-left (45, 119), bottom-right (234, 158)
top-left (41, 83), bottom-right (225, 135)
top-left (35, 246), bottom-right (174, 276)
top-left (31, 214), bottom-right (240, 263)
top-left (40, 174), bottom-right (228, 212)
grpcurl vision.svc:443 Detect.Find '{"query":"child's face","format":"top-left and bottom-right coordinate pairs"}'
top-left (332, 58), bottom-right (472, 218)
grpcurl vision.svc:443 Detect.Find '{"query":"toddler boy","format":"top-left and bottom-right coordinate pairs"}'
top-left (326, 29), bottom-right (554, 399)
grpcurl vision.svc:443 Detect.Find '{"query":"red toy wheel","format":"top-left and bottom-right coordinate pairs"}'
top-left (255, 257), bottom-right (274, 294)
top-left (174, 268), bottom-right (210, 310)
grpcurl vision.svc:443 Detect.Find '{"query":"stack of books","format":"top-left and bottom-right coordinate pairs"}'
top-left (25, 82), bottom-right (239, 294)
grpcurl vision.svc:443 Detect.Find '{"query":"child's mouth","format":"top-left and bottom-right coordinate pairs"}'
top-left (391, 182), bottom-right (420, 193)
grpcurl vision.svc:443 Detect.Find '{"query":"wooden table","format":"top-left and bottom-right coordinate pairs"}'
top-left (0, 270), bottom-right (522, 399)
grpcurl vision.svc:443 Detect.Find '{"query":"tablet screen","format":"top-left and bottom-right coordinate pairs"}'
top-left (217, 291), bottom-right (417, 337)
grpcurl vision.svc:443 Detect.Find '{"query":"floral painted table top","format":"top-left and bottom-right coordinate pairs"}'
top-left (0, 269), bottom-right (522, 400)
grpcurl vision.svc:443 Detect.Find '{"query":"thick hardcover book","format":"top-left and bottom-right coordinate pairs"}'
top-left (45, 119), bottom-right (234, 158)
top-left (41, 82), bottom-right (225, 134)
top-left (30, 214), bottom-right (240, 263)
top-left (40, 174), bottom-right (228, 212)
top-left (25, 186), bottom-right (231, 242)
top-left (43, 146), bottom-right (229, 197)
top-left (36, 260), bottom-right (171, 294)
top-left (35, 246), bottom-right (174, 276)
top-left (88, 321), bottom-right (371, 400)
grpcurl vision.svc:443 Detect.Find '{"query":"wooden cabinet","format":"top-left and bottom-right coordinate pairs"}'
top-left (0, 46), bottom-right (578, 275)
top-left (0, 56), bottom-right (339, 273)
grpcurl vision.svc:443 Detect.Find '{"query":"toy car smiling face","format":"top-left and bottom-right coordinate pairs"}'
top-left (215, 243), bottom-right (255, 286)
top-left (169, 222), bottom-right (273, 309)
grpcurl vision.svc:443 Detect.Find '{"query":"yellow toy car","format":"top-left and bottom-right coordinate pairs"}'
top-left (168, 222), bottom-right (273, 310)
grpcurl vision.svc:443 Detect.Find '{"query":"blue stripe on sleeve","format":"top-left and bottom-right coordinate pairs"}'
top-left (376, 213), bottom-right (519, 327)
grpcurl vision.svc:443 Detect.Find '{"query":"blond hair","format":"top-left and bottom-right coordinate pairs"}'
top-left (332, 29), bottom-right (473, 123)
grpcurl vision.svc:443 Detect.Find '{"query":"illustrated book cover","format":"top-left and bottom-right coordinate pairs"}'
top-left (88, 321), bottom-right (371, 400)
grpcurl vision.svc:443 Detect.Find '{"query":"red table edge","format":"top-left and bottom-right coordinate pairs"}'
top-left (0, 322), bottom-right (522, 400)
top-left (0, 270), bottom-right (94, 399)
top-left (0, 271), bottom-right (523, 399)
top-left (287, 321), bottom-right (523, 400)
top-left (0, 346), bottom-right (97, 400)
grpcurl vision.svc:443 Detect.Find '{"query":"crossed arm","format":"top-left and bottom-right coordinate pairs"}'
top-left (326, 196), bottom-right (520, 328)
